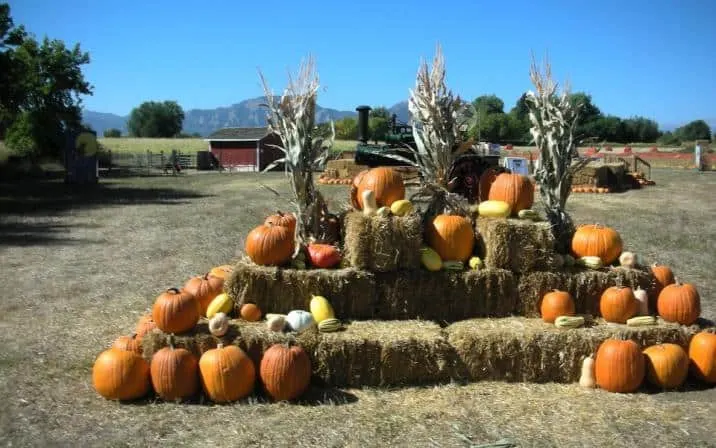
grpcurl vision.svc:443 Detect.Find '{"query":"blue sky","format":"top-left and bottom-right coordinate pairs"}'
top-left (8, 0), bottom-right (716, 129)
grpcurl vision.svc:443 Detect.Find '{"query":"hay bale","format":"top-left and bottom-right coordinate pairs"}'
top-left (342, 211), bottom-right (422, 272)
top-left (225, 261), bottom-right (378, 318)
top-left (516, 267), bottom-right (656, 317)
top-left (374, 269), bottom-right (518, 321)
top-left (476, 218), bottom-right (559, 273)
top-left (447, 317), bottom-right (713, 383)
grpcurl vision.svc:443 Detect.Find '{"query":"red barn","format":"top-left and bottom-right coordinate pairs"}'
top-left (205, 127), bottom-right (284, 171)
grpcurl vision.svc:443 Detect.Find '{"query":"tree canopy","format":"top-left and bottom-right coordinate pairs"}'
top-left (127, 100), bottom-right (185, 138)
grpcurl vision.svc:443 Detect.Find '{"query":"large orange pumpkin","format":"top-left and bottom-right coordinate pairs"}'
top-left (152, 288), bottom-right (200, 334)
top-left (599, 286), bottom-right (638, 323)
top-left (487, 173), bottom-right (534, 214)
top-left (355, 167), bottom-right (405, 209)
top-left (478, 167), bottom-right (501, 202)
top-left (425, 214), bottom-right (475, 262)
top-left (150, 341), bottom-right (199, 401)
top-left (112, 334), bottom-right (143, 355)
top-left (183, 273), bottom-right (224, 317)
top-left (260, 344), bottom-right (312, 401)
top-left (571, 224), bottom-right (623, 265)
top-left (350, 169), bottom-right (369, 209)
top-left (92, 348), bottom-right (151, 401)
top-left (245, 223), bottom-right (295, 267)
top-left (199, 343), bottom-right (256, 403)
top-left (643, 343), bottom-right (689, 389)
top-left (595, 339), bottom-right (645, 393)
top-left (657, 282), bottom-right (700, 325)
top-left (540, 290), bottom-right (575, 323)
top-left (688, 332), bottom-right (716, 384)
top-left (264, 211), bottom-right (297, 237)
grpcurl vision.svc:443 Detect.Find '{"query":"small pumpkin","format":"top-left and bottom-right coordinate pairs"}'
top-left (643, 343), bottom-right (689, 389)
top-left (260, 343), bottom-right (312, 402)
top-left (487, 173), bottom-right (534, 214)
top-left (112, 334), bottom-right (143, 355)
top-left (208, 312), bottom-right (230, 337)
top-left (599, 286), bottom-right (637, 324)
top-left (135, 314), bottom-right (157, 339)
top-left (688, 332), bottom-right (716, 384)
top-left (594, 339), bottom-right (645, 393)
top-left (240, 303), bottom-right (262, 322)
top-left (619, 251), bottom-right (637, 268)
top-left (245, 223), bottom-right (295, 267)
top-left (355, 167), bottom-right (405, 209)
top-left (571, 224), bottom-right (623, 265)
top-left (199, 343), bottom-right (256, 403)
top-left (650, 263), bottom-right (675, 292)
top-left (425, 214), bottom-right (475, 262)
top-left (267, 314), bottom-right (287, 332)
top-left (264, 210), bottom-right (297, 236)
top-left (150, 337), bottom-right (199, 401)
top-left (306, 243), bottom-right (342, 269)
top-left (209, 264), bottom-right (233, 280)
top-left (540, 290), bottom-right (576, 324)
top-left (657, 281), bottom-right (700, 325)
top-left (286, 310), bottom-right (315, 333)
top-left (152, 288), bottom-right (200, 334)
top-left (183, 273), bottom-right (224, 317)
top-left (92, 348), bottom-right (151, 401)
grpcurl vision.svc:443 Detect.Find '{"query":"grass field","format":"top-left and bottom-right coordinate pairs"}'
top-left (1, 169), bottom-right (715, 447)
top-left (97, 138), bottom-right (360, 155)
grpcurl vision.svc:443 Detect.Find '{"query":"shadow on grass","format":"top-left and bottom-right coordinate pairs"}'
top-left (0, 221), bottom-right (107, 247)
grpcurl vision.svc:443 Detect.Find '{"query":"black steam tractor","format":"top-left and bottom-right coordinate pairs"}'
top-left (353, 105), bottom-right (506, 203)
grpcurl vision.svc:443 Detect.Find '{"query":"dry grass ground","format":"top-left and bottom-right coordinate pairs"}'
top-left (0, 168), bottom-right (715, 447)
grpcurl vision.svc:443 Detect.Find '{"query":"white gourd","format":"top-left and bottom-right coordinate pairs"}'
top-left (286, 310), bottom-right (315, 333)
top-left (633, 287), bottom-right (649, 316)
top-left (579, 355), bottom-right (596, 388)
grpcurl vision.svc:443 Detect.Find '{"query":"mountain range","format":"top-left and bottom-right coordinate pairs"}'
top-left (82, 97), bottom-right (410, 137)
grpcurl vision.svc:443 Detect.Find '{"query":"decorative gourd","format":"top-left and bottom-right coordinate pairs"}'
top-left (260, 344), bottom-right (312, 401)
top-left (199, 343), bottom-right (256, 403)
top-left (266, 314), bottom-right (287, 332)
top-left (657, 281), bottom-right (700, 325)
top-left (626, 316), bottom-right (657, 327)
top-left (633, 287), bottom-right (649, 316)
top-left (619, 251), bottom-right (637, 268)
top-left (554, 315), bottom-right (585, 328)
top-left (469, 256), bottom-right (483, 270)
top-left (306, 243), bottom-right (342, 269)
top-left (350, 169), bottom-right (369, 209)
top-left (376, 206), bottom-right (392, 217)
top-left (643, 343), bottom-right (689, 389)
top-left (245, 223), bottom-right (295, 267)
top-left (355, 167), bottom-right (405, 209)
top-left (576, 256), bottom-right (604, 270)
top-left (183, 273), bottom-right (224, 316)
top-left (599, 286), bottom-right (637, 324)
top-left (309, 295), bottom-right (335, 323)
top-left (487, 173), bottom-right (534, 214)
top-left (286, 310), bottom-right (315, 333)
top-left (209, 264), bottom-right (234, 280)
top-left (208, 312), bottom-right (230, 337)
top-left (540, 290), bottom-right (576, 323)
top-left (390, 199), bottom-right (413, 216)
top-left (579, 355), bottom-right (596, 388)
top-left (420, 247), bottom-right (443, 271)
top-left (688, 332), bottom-right (716, 383)
top-left (477, 200), bottom-right (511, 218)
top-left (650, 263), bottom-right (675, 292)
top-left (361, 190), bottom-right (378, 216)
top-left (517, 209), bottom-right (541, 221)
top-left (112, 334), bottom-right (143, 355)
top-left (206, 293), bottom-right (233, 319)
top-left (264, 211), bottom-right (297, 237)
top-left (594, 339), bottom-right (645, 393)
top-left (318, 318), bottom-right (341, 332)
top-left (571, 224), bottom-right (623, 265)
top-left (425, 214), bottom-right (475, 262)
top-left (240, 303), bottom-right (262, 322)
top-left (150, 337), bottom-right (199, 401)
top-left (92, 348), bottom-right (150, 401)
top-left (442, 261), bottom-right (464, 271)
top-left (152, 288), bottom-right (200, 334)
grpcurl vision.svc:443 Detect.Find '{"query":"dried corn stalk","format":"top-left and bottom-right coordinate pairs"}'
top-left (258, 56), bottom-right (337, 246)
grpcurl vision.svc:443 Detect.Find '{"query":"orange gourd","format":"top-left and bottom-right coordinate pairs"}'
top-left (600, 286), bottom-right (638, 323)
top-left (260, 344), bottom-right (312, 401)
top-left (245, 223), bottom-right (295, 267)
top-left (688, 332), bottom-right (716, 383)
top-left (540, 290), bottom-right (576, 323)
top-left (487, 173), bottom-right (534, 214)
top-left (595, 339), bottom-right (645, 393)
top-left (306, 243), bottom-right (342, 268)
top-left (152, 288), bottom-right (200, 334)
top-left (150, 338), bottom-right (199, 401)
top-left (199, 343), bottom-right (256, 403)
top-left (92, 348), bottom-right (151, 401)
top-left (112, 334), bottom-right (143, 355)
top-left (650, 263), bottom-right (675, 295)
top-left (571, 224), bottom-right (623, 265)
top-left (355, 167), bottom-right (405, 209)
top-left (240, 303), bottom-right (262, 322)
top-left (656, 281), bottom-right (701, 325)
top-left (183, 273), bottom-right (224, 317)
top-left (264, 211), bottom-right (297, 237)
top-left (209, 264), bottom-right (234, 280)
top-left (425, 214), bottom-right (475, 262)
top-left (643, 343), bottom-right (689, 389)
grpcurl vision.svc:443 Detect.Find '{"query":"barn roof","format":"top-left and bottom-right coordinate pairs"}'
top-left (205, 127), bottom-right (275, 141)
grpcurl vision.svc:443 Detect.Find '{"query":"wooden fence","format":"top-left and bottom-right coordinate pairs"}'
top-left (100, 150), bottom-right (198, 175)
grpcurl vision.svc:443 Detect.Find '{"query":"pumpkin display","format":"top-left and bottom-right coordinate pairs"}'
top-left (206, 293), bottom-right (233, 319)
top-left (540, 290), bottom-right (576, 324)
top-left (477, 200), bottom-right (511, 218)
top-left (286, 310), bottom-right (315, 333)
top-left (390, 199), bottom-right (414, 216)
top-left (420, 246), bottom-right (443, 271)
top-left (478, 167), bottom-right (502, 202)
top-left (571, 224), bottom-right (623, 265)
top-left (183, 273), bottom-right (224, 317)
top-left (112, 334), bottom-right (142, 355)
top-left (306, 243), bottom-right (342, 269)
top-left (487, 173), bottom-right (534, 214)
top-left (688, 332), bottom-right (716, 383)
top-left (209, 264), bottom-right (233, 280)
top-left (650, 263), bottom-right (675, 292)
top-left (355, 167), bottom-right (405, 209)
top-left (199, 343), bottom-right (256, 403)
top-left (264, 211), bottom-right (297, 237)
top-left (240, 303), bottom-right (262, 322)
top-left (260, 344), bottom-right (312, 401)
top-left (594, 339), bottom-right (645, 393)
top-left (135, 314), bottom-right (157, 339)
top-left (150, 338), bottom-right (199, 401)
top-left (643, 343), bottom-right (689, 389)
top-left (245, 223), bottom-right (295, 267)
top-left (350, 169), bottom-right (369, 209)
top-left (657, 281), bottom-right (701, 325)
top-left (92, 348), bottom-right (151, 401)
top-left (152, 288), bottom-right (200, 334)
top-left (309, 295), bottom-right (335, 323)
top-left (425, 214), bottom-right (475, 262)
top-left (599, 286), bottom-right (638, 324)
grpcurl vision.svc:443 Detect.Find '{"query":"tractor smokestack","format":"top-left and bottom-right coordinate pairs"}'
top-left (356, 105), bottom-right (371, 144)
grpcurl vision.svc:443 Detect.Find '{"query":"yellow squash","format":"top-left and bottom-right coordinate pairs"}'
top-left (477, 200), bottom-right (511, 218)
top-left (309, 295), bottom-right (335, 323)
top-left (420, 247), bottom-right (442, 271)
top-left (390, 199), bottom-right (414, 216)
top-left (206, 293), bottom-right (233, 318)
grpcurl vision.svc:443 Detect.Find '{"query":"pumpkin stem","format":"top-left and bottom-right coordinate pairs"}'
top-left (166, 287), bottom-right (181, 294)
top-left (216, 341), bottom-right (224, 349)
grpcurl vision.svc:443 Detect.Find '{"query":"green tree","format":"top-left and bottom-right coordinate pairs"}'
top-left (368, 106), bottom-right (390, 143)
top-left (507, 93), bottom-right (531, 143)
top-left (103, 128), bottom-right (121, 138)
top-left (127, 100), bottom-right (185, 137)
top-left (473, 94), bottom-right (504, 115)
top-left (674, 120), bottom-right (712, 142)
top-left (334, 116), bottom-right (357, 140)
top-left (657, 131), bottom-right (680, 146)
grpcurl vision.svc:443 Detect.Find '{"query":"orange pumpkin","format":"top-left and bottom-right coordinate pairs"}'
top-left (92, 348), bottom-right (151, 401)
top-left (260, 344), bottom-right (312, 401)
top-left (306, 243), bottom-right (342, 268)
top-left (183, 273), bottom-right (224, 316)
top-left (650, 263), bottom-right (675, 294)
top-left (245, 223), bottom-right (295, 267)
top-left (199, 343), bottom-right (256, 403)
top-left (135, 314), bottom-right (157, 339)
top-left (540, 290), bottom-right (576, 323)
top-left (264, 211), bottom-right (297, 237)
top-left (643, 343), bottom-right (689, 389)
top-left (152, 288), bottom-right (200, 334)
top-left (112, 334), bottom-right (143, 355)
top-left (688, 332), bottom-right (716, 383)
top-left (487, 173), bottom-right (534, 214)
top-left (240, 303), bottom-right (262, 322)
top-left (595, 339), bottom-right (645, 393)
top-left (599, 286), bottom-right (638, 323)
top-left (571, 224), bottom-right (623, 265)
top-left (425, 214), bottom-right (475, 262)
top-left (656, 281), bottom-right (700, 325)
top-left (350, 169), bottom-right (369, 209)
top-left (478, 167), bottom-right (501, 202)
top-left (150, 340), bottom-right (199, 401)
top-left (209, 264), bottom-right (234, 280)
top-left (355, 167), bottom-right (405, 209)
